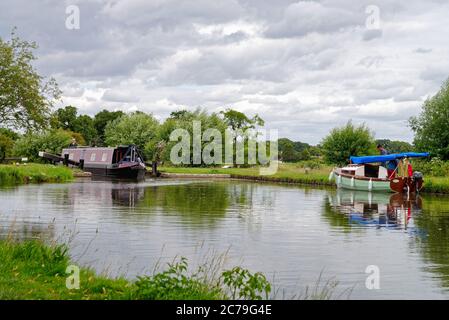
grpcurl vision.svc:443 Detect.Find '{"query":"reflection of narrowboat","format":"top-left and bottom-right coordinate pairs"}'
top-left (329, 152), bottom-right (429, 193)
top-left (40, 145), bottom-right (146, 180)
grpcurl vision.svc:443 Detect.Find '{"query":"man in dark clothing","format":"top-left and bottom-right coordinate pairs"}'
top-left (377, 144), bottom-right (388, 155)
top-left (69, 138), bottom-right (78, 148)
top-left (377, 144), bottom-right (397, 177)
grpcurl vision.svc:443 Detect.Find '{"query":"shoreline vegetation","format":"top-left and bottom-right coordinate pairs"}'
top-left (1, 238), bottom-right (347, 300)
top-left (158, 162), bottom-right (449, 195)
top-left (1, 162), bottom-right (449, 195)
top-left (0, 164), bottom-right (73, 185)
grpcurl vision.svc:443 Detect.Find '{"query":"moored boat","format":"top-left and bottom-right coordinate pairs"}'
top-left (329, 152), bottom-right (429, 193)
top-left (40, 145), bottom-right (146, 180)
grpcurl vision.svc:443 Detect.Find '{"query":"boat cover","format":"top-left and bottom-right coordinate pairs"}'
top-left (350, 152), bottom-right (430, 164)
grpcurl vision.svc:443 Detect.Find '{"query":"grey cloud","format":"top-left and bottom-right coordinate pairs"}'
top-left (362, 29), bottom-right (383, 41)
top-left (1, 0), bottom-right (448, 144)
top-left (265, 1), bottom-right (362, 38)
top-left (102, 90), bottom-right (140, 103)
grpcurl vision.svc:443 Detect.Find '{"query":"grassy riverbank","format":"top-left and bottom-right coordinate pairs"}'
top-left (159, 163), bottom-right (449, 194)
top-left (160, 163), bottom-right (333, 186)
top-left (0, 164), bottom-right (73, 185)
top-left (0, 239), bottom-right (272, 300)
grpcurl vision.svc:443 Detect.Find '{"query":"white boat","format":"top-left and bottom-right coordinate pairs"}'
top-left (329, 152), bottom-right (429, 193)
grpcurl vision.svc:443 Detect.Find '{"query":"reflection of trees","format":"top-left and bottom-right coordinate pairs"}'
top-left (137, 182), bottom-right (245, 227)
top-left (412, 195), bottom-right (449, 287)
top-left (0, 222), bottom-right (55, 242)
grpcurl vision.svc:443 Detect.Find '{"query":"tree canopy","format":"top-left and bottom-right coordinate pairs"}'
top-left (220, 109), bottom-right (264, 131)
top-left (0, 30), bottom-right (60, 131)
top-left (104, 112), bottom-right (159, 156)
top-left (375, 139), bottom-right (413, 154)
top-left (321, 121), bottom-right (376, 165)
top-left (94, 109), bottom-right (125, 145)
top-left (409, 78), bottom-right (449, 160)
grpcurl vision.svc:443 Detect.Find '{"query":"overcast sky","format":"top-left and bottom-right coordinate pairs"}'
top-left (1, 0), bottom-right (448, 144)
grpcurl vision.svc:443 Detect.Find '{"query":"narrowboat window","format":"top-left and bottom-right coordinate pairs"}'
top-left (101, 153), bottom-right (107, 162)
top-left (90, 153), bottom-right (96, 161)
top-left (69, 153), bottom-right (74, 160)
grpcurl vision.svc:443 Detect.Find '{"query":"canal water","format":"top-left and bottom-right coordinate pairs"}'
top-left (1, 179), bottom-right (449, 299)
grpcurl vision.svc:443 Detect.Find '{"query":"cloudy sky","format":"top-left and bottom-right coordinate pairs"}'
top-left (1, 0), bottom-right (448, 144)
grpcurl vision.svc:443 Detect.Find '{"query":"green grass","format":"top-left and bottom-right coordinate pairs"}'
top-left (423, 176), bottom-right (449, 194)
top-left (0, 164), bottom-right (73, 185)
top-left (0, 239), bottom-right (132, 299)
top-left (0, 239), bottom-right (270, 300)
top-left (0, 238), bottom-right (346, 300)
top-left (159, 163), bottom-right (449, 194)
top-left (159, 163), bottom-right (334, 186)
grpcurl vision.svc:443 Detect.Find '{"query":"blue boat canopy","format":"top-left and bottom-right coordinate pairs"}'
top-left (350, 152), bottom-right (430, 164)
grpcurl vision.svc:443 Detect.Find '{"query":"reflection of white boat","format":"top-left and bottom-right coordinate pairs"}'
top-left (328, 190), bottom-right (422, 228)
top-left (329, 152), bottom-right (429, 193)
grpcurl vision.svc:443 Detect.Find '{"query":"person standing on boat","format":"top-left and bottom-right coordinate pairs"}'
top-left (377, 144), bottom-right (388, 156)
top-left (377, 144), bottom-right (397, 177)
top-left (69, 138), bottom-right (78, 148)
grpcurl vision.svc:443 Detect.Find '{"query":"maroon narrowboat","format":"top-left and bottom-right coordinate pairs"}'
top-left (61, 145), bottom-right (146, 180)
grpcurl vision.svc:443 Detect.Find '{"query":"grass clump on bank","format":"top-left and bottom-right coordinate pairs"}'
top-left (0, 164), bottom-right (73, 185)
top-left (0, 239), bottom-right (272, 300)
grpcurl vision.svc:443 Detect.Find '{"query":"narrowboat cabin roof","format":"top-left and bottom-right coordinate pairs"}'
top-left (61, 145), bottom-right (142, 166)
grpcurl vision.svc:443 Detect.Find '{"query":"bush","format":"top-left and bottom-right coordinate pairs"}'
top-left (0, 133), bottom-right (14, 160)
top-left (222, 266), bottom-right (271, 300)
top-left (133, 257), bottom-right (223, 300)
top-left (133, 257), bottom-right (272, 300)
top-left (413, 158), bottom-right (449, 176)
top-left (13, 129), bottom-right (72, 161)
top-left (321, 121), bottom-right (376, 166)
top-left (295, 159), bottom-right (324, 170)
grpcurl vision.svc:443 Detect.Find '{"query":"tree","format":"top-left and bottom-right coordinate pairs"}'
top-left (52, 106), bottom-right (96, 145)
top-left (75, 114), bottom-right (96, 145)
top-left (104, 112), bottom-right (160, 157)
top-left (375, 139), bottom-right (413, 154)
top-left (220, 109), bottom-right (264, 131)
top-left (219, 109), bottom-right (264, 166)
top-left (409, 78), bottom-right (449, 160)
top-left (0, 30), bottom-right (60, 130)
top-left (321, 121), bottom-right (375, 165)
top-left (152, 108), bottom-right (228, 165)
top-left (0, 134), bottom-right (14, 161)
top-left (94, 109), bottom-right (125, 145)
top-left (13, 129), bottom-right (72, 161)
top-left (54, 106), bottom-right (78, 130)
top-left (0, 128), bottom-right (19, 141)
top-left (278, 138), bottom-right (299, 162)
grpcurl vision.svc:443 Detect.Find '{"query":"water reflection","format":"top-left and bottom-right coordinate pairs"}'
top-left (3, 180), bottom-right (449, 298)
top-left (0, 221), bottom-right (55, 242)
top-left (326, 190), bottom-right (423, 230)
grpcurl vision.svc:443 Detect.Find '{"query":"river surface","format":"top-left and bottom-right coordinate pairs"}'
top-left (1, 178), bottom-right (449, 299)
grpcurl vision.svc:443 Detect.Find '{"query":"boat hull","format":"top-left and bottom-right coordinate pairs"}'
top-left (85, 164), bottom-right (146, 181)
top-left (334, 171), bottom-right (391, 192)
top-left (332, 170), bottom-right (423, 193)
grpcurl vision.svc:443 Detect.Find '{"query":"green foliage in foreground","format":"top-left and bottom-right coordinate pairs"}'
top-left (0, 164), bottom-right (73, 185)
top-left (0, 239), bottom-right (272, 300)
